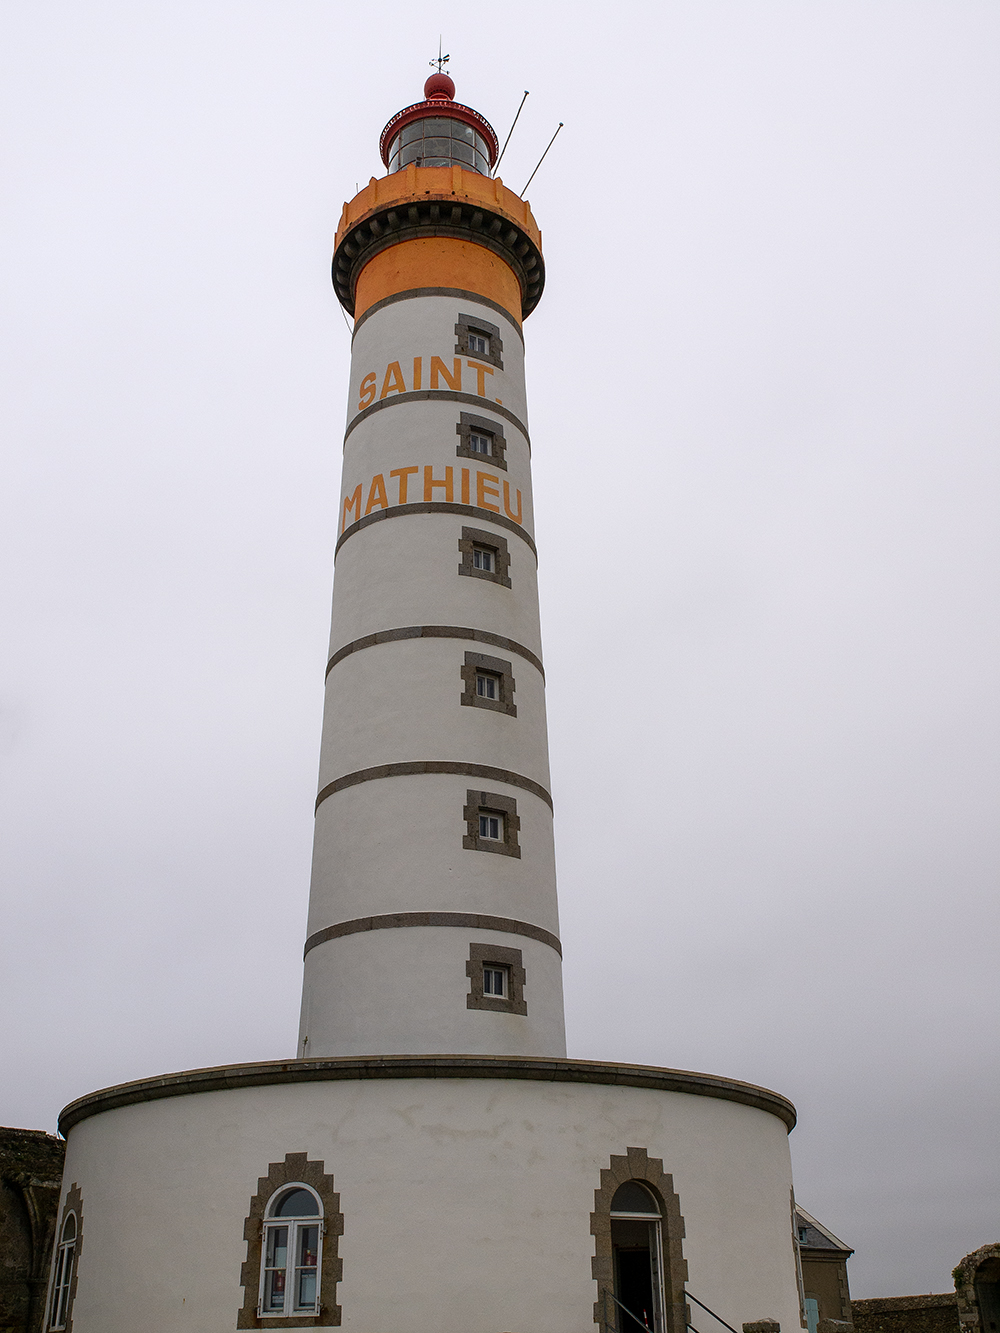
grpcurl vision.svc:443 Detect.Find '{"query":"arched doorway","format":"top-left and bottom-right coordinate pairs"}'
top-left (590, 1147), bottom-right (688, 1333)
top-left (610, 1181), bottom-right (665, 1333)
top-left (955, 1245), bottom-right (1000, 1333)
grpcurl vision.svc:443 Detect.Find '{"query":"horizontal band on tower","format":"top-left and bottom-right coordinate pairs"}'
top-left (352, 287), bottom-right (525, 344)
top-left (326, 626), bottom-right (544, 681)
top-left (335, 502), bottom-right (537, 560)
top-left (315, 761), bottom-right (553, 812)
top-left (344, 390), bottom-right (529, 447)
top-left (303, 912), bottom-right (562, 959)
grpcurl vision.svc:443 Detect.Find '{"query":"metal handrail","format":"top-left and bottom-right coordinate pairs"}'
top-left (685, 1291), bottom-right (741, 1333)
top-left (604, 1286), bottom-right (655, 1333)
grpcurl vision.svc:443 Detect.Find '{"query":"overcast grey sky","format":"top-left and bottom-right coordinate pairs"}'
top-left (2, 0), bottom-right (997, 1300)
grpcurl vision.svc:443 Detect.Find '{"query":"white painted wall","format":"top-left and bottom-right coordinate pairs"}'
top-left (347, 295), bottom-right (527, 429)
top-left (318, 636), bottom-right (551, 783)
top-left (301, 288), bottom-right (562, 1059)
top-left (305, 777), bottom-right (558, 931)
top-left (329, 510), bottom-right (541, 654)
top-left (299, 927), bottom-right (566, 1057)
top-left (58, 1074), bottom-right (803, 1333)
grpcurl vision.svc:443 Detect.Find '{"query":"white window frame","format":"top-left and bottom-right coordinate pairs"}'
top-left (610, 1188), bottom-right (667, 1333)
top-left (483, 964), bottom-right (509, 996)
top-left (479, 812), bottom-right (503, 840)
top-left (472, 545), bottom-right (494, 572)
top-left (468, 332), bottom-right (490, 356)
top-left (48, 1213), bottom-right (77, 1331)
top-left (469, 430), bottom-right (493, 455)
top-left (476, 672), bottom-right (499, 700)
top-left (258, 1183), bottom-right (325, 1320)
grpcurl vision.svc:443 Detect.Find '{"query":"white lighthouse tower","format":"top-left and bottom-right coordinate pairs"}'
top-left (299, 68), bottom-right (564, 1062)
top-left (50, 71), bottom-right (811, 1333)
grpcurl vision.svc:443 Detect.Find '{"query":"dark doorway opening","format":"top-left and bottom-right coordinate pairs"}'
top-left (612, 1218), bottom-right (657, 1333)
top-left (975, 1258), bottom-right (1000, 1333)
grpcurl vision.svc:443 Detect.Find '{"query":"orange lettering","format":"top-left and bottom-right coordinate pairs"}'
top-left (379, 361), bottom-right (406, 399)
top-left (358, 372), bottom-right (376, 411)
top-left (412, 356), bottom-right (422, 390)
top-left (431, 356), bottom-right (462, 390)
top-left (502, 480), bottom-right (522, 524)
top-left (476, 471), bottom-right (500, 513)
top-left (389, 466), bottom-right (419, 504)
top-left (424, 465), bottom-right (454, 502)
top-left (467, 360), bottom-right (495, 397)
top-left (341, 483), bottom-right (363, 533)
top-left (461, 467), bottom-right (470, 504)
top-left (365, 473), bottom-right (388, 515)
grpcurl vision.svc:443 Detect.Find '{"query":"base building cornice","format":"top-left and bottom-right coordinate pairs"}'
top-left (58, 1054), bottom-right (796, 1135)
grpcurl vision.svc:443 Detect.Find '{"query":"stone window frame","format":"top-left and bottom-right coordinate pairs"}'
top-left (462, 789), bottom-right (521, 858)
top-left (47, 1183), bottom-right (83, 1333)
top-left (455, 312), bottom-right (504, 370)
top-left (460, 650), bottom-right (517, 718)
top-left (591, 1148), bottom-right (688, 1333)
top-left (466, 942), bottom-right (527, 1015)
top-left (455, 412), bottom-right (507, 470)
top-left (459, 526), bottom-right (511, 589)
top-left (238, 1153), bottom-right (343, 1329)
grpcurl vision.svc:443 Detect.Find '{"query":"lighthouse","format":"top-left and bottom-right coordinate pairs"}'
top-left (299, 69), bottom-right (564, 1061)
top-left (49, 72), bottom-right (809, 1333)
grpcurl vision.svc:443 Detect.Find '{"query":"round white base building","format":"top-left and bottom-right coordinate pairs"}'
top-left (58, 1057), bottom-right (800, 1333)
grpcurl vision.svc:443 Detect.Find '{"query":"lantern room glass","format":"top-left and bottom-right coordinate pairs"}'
top-left (387, 117), bottom-right (491, 175)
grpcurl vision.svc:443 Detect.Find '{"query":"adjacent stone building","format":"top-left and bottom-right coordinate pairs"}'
top-left (796, 1205), bottom-right (854, 1331)
top-left (851, 1245), bottom-right (1000, 1333)
top-left (0, 1129), bottom-right (65, 1333)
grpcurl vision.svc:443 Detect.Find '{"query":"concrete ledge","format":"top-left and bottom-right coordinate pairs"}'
top-left (314, 761), bottom-right (553, 813)
top-left (303, 911), bottom-right (562, 959)
top-left (59, 1055), bottom-right (797, 1136)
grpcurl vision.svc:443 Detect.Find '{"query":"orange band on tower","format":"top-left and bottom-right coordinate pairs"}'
top-left (354, 237), bottom-right (523, 326)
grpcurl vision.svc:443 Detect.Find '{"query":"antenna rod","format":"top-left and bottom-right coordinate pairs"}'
top-left (520, 122), bottom-right (564, 197)
top-left (494, 91), bottom-right (529, 175)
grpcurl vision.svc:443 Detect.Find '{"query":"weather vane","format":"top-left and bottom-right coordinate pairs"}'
top-left (429, 36), bottom-right (450, 74)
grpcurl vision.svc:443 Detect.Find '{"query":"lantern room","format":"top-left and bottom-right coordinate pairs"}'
top-left (380, 73), bottom-right (499, 176)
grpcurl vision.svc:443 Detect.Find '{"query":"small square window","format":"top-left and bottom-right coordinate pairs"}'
top-left (483, 965), bottom-right (507, 996)
top-left (456, 413), bottom-right (507, 470)
top-left (476, 673), bottom-right (499, 700)
top-left (461, 651), bottom-right (516, 717)
top-left (463, 789), bottom-right (521, 858)
top-left (459, 527), bottom-right (511, 588)
top-left (455, 314), bottom-right (503, 369)
top-left (479, 812), bottom-right (502, 840)
top-left (466, 942), bottom-right (527, 1014)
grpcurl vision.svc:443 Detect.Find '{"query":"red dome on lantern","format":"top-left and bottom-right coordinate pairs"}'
top-left (424, 72), bottom-right (455, 100)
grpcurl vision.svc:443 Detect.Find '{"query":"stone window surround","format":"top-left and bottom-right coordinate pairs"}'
top-left (48, 1183), bottom-right (83, 1333)
top-left (591, 1148), bottom-right (688, 1333)
top-left (461, 650), bottom-right (517, 717)
top-left (238, 1153), bottom-right (343, 1329)
top-left (466, 942), bottom-right (527, 1015)
top-left (462, 789), bottom-right (521, 858)
top-left (455, 312), bottom-right (504, 370)
top-left (459, 526), bottom-right (511, 588)
top-left (455, 411), bottom-right (507, 470)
